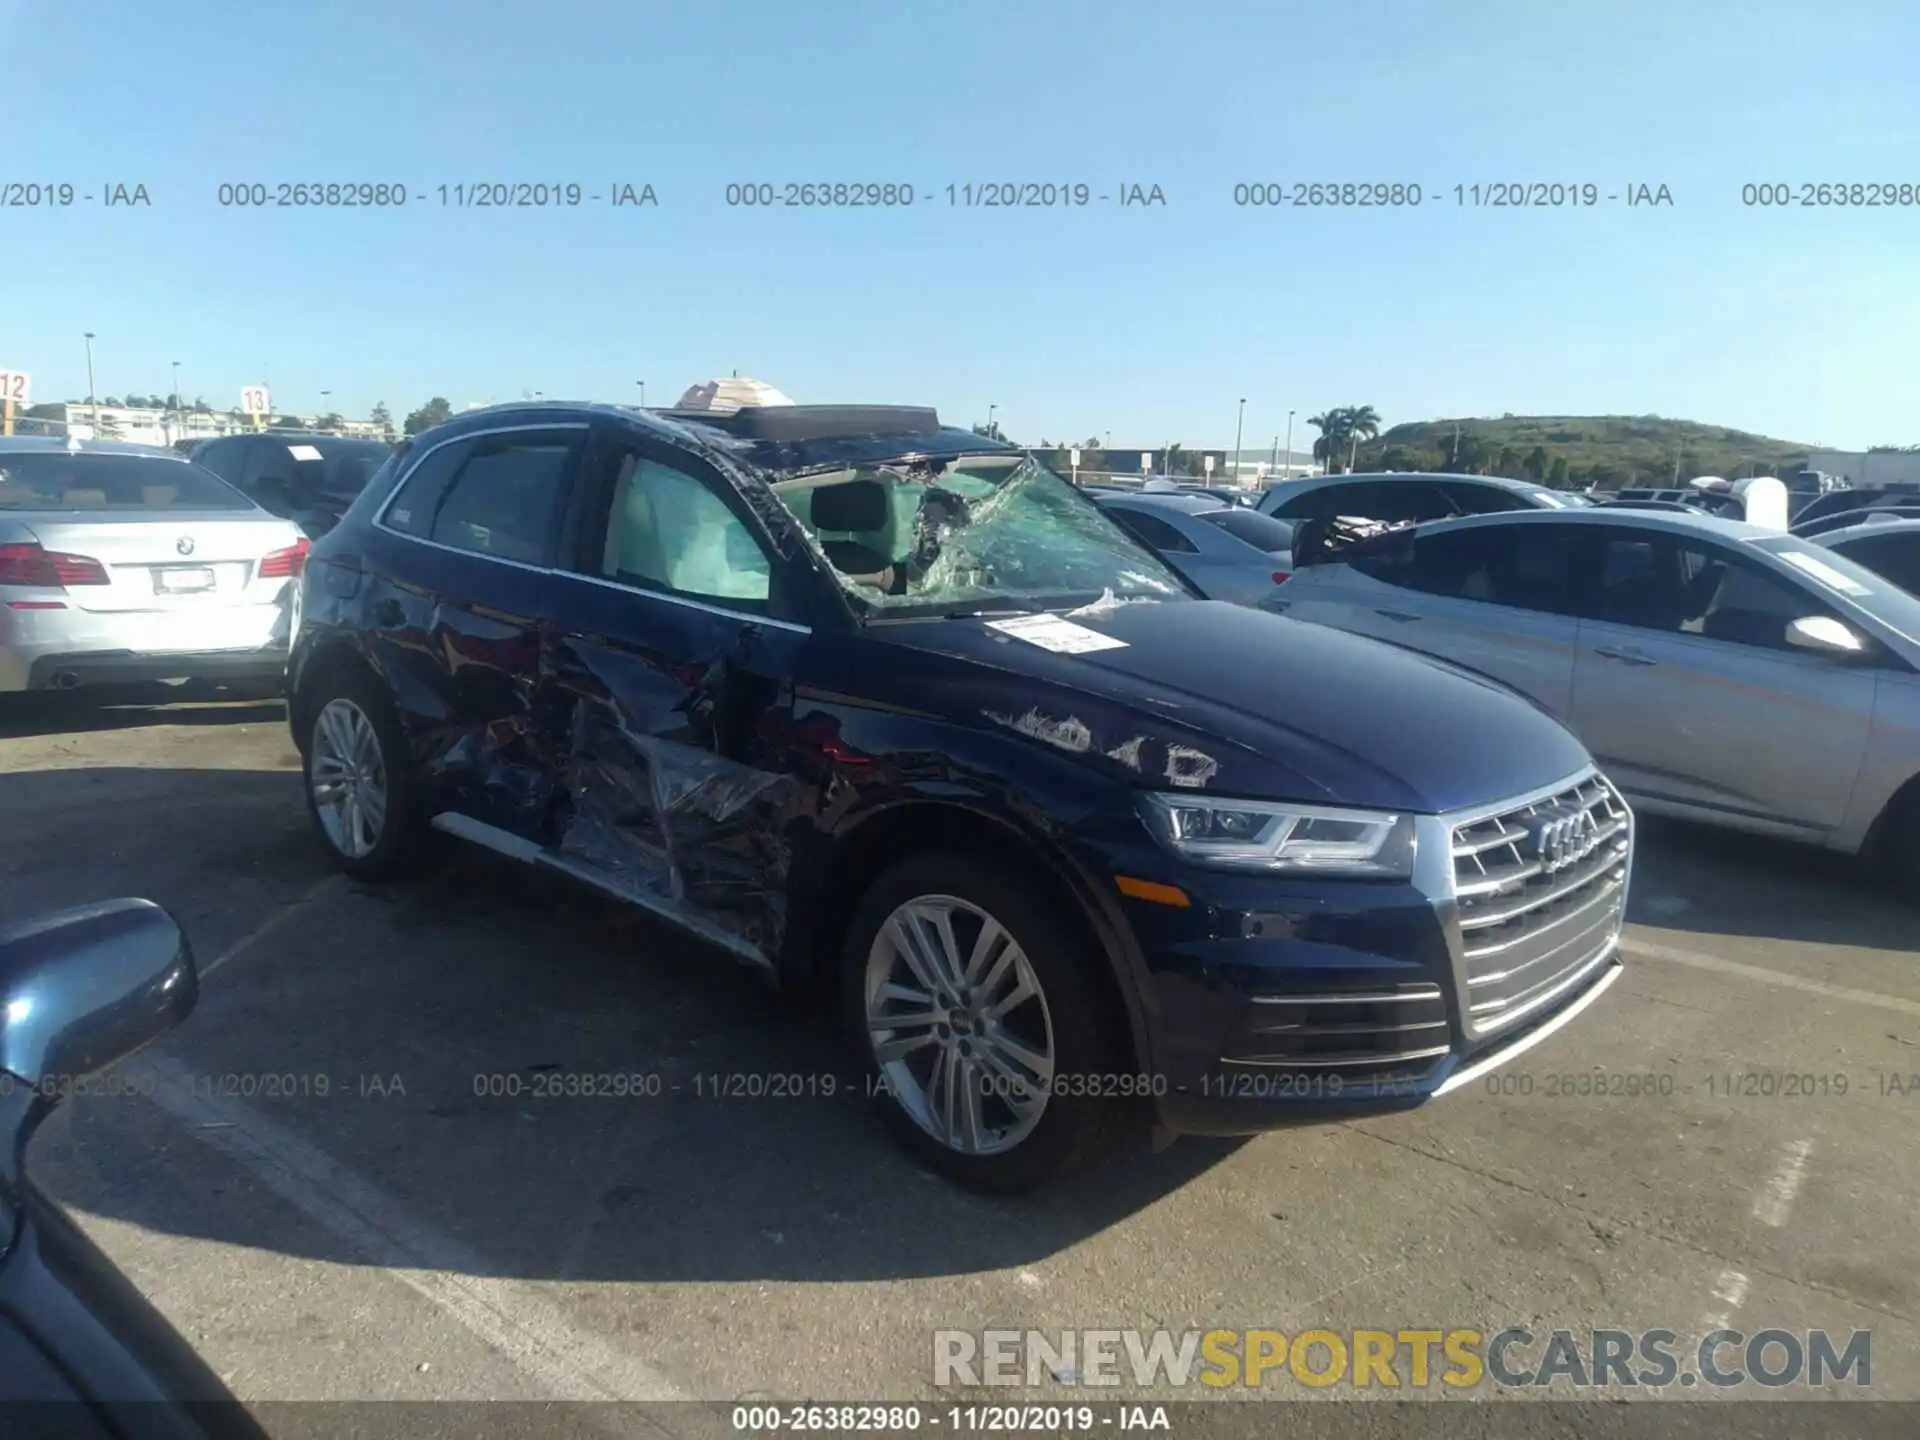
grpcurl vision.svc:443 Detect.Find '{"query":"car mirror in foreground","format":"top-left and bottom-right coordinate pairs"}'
top-left (0, 900), bottom-right (196, 1155)
top-left (1785, 614), bottom-right (1867, 658)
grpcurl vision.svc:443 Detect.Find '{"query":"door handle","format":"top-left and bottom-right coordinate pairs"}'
top-left (1373, 608), bottom-right (1422, 623)
top-left (1593, 645), bottom-right (1656, 666)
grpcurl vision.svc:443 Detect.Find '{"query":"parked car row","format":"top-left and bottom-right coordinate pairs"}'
top-left (1265, 507), bottom-right (1920, 884)
top-left (10, 408), bottom-right (1913, 1428)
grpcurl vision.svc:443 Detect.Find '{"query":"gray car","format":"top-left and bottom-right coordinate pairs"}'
top-left (1817, 518), bottom-right (1920, 595)
top-left (1267, 507), bottom-right (1920, 881)
top-left (0, 437), bottom-right (307, 692)
top-left (1257, 470), bottom-right (1594, 526)
top-left (1092, 491), bottom-right (1296, 605)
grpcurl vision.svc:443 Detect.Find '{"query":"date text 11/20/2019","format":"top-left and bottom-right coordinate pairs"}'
top-left (721, 183), bottom-right (1168, 208)
top-left (1230, 182), bottom-right (1675, 208)
top-left (211, 183), bottom-right (658, 208)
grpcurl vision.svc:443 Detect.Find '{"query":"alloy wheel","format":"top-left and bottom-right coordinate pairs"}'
top-left (864, 895), bottom-right (1057, 1156)
top-left (310, 697), bottom-right (389, 860)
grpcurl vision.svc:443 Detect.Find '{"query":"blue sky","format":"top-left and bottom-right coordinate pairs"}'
top-left (2, 0), bottom-right (1916, 449)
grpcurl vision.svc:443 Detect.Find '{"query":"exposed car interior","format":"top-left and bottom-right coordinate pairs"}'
top-left (1597, 538), bottom-right (1811, 646)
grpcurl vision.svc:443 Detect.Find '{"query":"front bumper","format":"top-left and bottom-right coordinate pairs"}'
top-left (1102, 768), bottom-right (1633, 1135)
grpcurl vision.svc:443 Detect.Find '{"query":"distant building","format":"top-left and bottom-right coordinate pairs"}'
top-left (675, 376), bottom-right (795, 412)
top-left (18, 403), bottom-right (392, 446)
top-left (19, 403), bottom-right (242, 446)
top-left (1805, 449), bottom-right (1920, 487)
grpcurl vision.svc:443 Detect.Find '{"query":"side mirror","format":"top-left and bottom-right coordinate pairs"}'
top-left (1786, 615), bottom-right (1867, 658)
top-left (1, 899), bottom-right (195, 1096)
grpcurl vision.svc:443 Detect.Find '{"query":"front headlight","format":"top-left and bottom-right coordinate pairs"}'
top-left (1136, 793), bottom-right (1417, 878)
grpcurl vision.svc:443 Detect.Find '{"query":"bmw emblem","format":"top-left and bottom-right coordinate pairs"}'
top-left (176, 536), bottom-right (196, 556)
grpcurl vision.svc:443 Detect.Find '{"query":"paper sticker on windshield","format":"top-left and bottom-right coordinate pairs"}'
top-left (986, 614), bottom-right (1128, 654)
top-left (286, 444), bottom-right (324, 461)
top-left (1777, 549), bottom-right (1873, 597)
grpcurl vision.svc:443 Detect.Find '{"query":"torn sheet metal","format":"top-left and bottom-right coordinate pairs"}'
top-left (985, 708), bottom-right (1093, 755)
top-left (1163, 744), bottom-right (1220, 790)
top-left (558, 708), bottom-right (796, 962)
top-left (1067, 589), bottom-right (1162, 620)
top-left (981, 710), bottom-right (1218, 789)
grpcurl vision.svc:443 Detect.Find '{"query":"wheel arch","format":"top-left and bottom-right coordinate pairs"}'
top-left (800, 799), bottom-right (1155, 1077)
top-left (287, 635), bottom-right (382, 755)
top-left (1862, 768), bottom-right (1920, 864)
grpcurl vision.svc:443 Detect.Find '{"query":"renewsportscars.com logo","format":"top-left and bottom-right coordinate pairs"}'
top-left (932, 1327), bottom-right (1872, 1391)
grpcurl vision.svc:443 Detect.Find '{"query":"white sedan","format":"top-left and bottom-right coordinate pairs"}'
top-left (0, 437), bottom-right (308, 693)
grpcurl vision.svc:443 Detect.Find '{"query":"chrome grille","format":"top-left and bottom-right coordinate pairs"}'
top-left (1224, 985), bottom-right (1450, 1081)
top-left (1450, 771), bottom-right (1630, 1037)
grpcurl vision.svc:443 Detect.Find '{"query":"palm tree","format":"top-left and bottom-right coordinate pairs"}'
top-left (1344, 405), bottom-right (1381, 471)
top-left (1307, 411), bottom-right (1345, 474)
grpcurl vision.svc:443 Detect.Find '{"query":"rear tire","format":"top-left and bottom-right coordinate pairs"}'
top-left (839, 852), bottom-right (1124, 1193)
top-left (1879, 791), bottom-right (1920, 901)
top-left (299, 665), bottom-right (428, 880)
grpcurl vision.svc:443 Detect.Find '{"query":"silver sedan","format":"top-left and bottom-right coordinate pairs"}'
top-left (1090, 490), bottom-right (1295, 605)
top-left (1267, 506), bottom-right (1920, 884)
top-left (0, 438), bottom-right (308, 693)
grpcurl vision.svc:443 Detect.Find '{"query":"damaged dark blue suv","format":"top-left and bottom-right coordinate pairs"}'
top-left (288, 401), bottom-right (1632, 1191)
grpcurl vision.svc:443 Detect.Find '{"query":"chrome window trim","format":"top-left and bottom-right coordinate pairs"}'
top-left (562, 569), bottom-right (812, 634)
top-left (370, 420), bottom-right (812, 635)
top-left (371, 421), bottom-right (590, 537)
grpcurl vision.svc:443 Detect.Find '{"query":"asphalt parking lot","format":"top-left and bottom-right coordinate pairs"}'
top-left (5, 688), bottom-right (1917, 1424)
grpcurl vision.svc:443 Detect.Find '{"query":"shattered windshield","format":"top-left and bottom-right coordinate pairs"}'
top-left (772, 454), bottom-right (1192, 616)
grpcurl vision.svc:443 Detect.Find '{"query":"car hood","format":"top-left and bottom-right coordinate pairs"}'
top-left (866, 599), bottom-right (1592, 813)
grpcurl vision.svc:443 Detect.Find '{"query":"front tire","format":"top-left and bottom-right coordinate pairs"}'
top-left (300, 666), bottom-right (427, 880)
top-left (1879, 791), bottom-right (1920, 900)
top-left (840, 852), bottom-right (1124, 1193)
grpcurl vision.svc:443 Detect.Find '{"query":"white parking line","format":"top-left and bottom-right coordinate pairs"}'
top-left (202, 874), bottom-right (346, 978)
top-left (1701, 1269), bottom-right (1750, 1332)
top-left (1623, 937), bottom-right (1920, 1018)
top-left (129, 1053), bottom-right (691, 1405)
top-left (1753, 1137), bottom-right (1815, 1228)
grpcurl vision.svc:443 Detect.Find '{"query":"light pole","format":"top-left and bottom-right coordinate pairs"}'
top-left (1284, 409), bottom-right (1295, 477)
top-left (1269, 435), bottom-right (1279, 471)
top-left (170, 360), bottom-right (182, 418)
top-left (320, 390), bottom-right (331, 430)
top-left (636, 380), bottom-right (646, 408)
top-left (987, 403), bottom-right (997, 438)
top-left (84, 332), bottom-right (98, 430)
top-left (1231, 397), bottom-right (1246, 491)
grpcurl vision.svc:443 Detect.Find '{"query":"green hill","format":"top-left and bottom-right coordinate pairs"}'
top-left (1353, 415), bottom-right (1815, 489)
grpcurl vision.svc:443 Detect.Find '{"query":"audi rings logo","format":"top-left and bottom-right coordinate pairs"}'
top-left (1529, 805), bottom-right (1601, 873)
top-left (175, 535), bottom-right (196, 556)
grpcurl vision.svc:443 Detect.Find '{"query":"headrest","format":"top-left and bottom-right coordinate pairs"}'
top-left (812, 478), bottom-right (889, 531)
